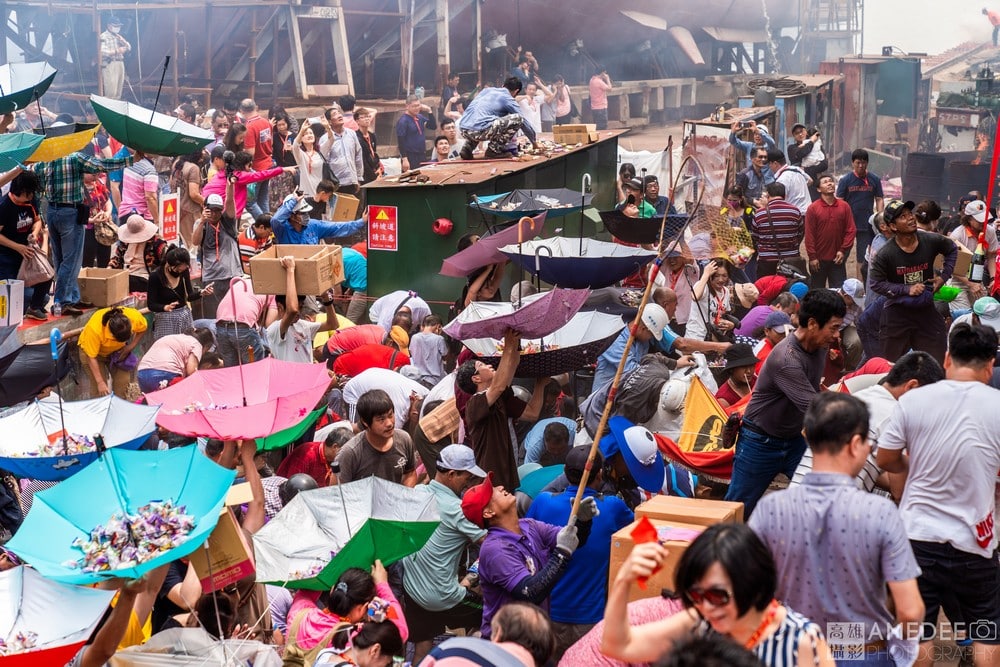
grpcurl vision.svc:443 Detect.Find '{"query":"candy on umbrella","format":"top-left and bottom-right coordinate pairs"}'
top-left (70, 500), bottom-right (196, 573)
top-left (287, 550), bottom-right (338, 580)
top-left (10, 433), bottom-right (97, 457)
top-left (0, 630), bottom-right (39, 655)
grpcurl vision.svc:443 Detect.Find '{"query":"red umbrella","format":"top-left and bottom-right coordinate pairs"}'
top-left (144, 358), bottom-right (332, 440)
top-left (439, 212), bottom-right (547, 278)
top-left (442, 288), bottom-right (589, 341)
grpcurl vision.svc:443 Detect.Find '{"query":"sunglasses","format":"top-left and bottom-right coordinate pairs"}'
top-left (686, 586), bottom-right (732, 606)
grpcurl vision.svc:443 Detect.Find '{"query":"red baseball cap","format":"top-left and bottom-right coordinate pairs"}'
top-left (461, 472), bottom-right (494, 528)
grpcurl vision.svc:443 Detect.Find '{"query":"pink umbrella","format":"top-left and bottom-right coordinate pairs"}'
top-left (439, 212), bottom-right (547, 278)
top-left (442, 288), bottom-right (589, 341)
top-left (144, 358), bottom-right (332, 440)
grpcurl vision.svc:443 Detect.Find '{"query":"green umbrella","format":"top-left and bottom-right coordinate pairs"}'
top-left (255, 407), bottom-right (324, 451)
top-left (89, 94), bottom-right (213, 157)
top-left (0, 132), bottom-right (44, 171)
top-left (252, 477), bottom-right (440, 590)
top-left (0, 62), bottom-right (57, 114)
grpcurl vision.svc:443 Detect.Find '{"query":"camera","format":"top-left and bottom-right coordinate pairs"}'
top-left (739, 121), bottom-right (752, 129)
top-left (222, 150), bottom-right (235, 179)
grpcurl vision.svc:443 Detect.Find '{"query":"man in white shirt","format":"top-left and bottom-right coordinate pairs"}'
top-left (768, 149), bottom-right (812, 215)
top-left (264, 256), bottom-right (339, 363)
top-left (319, 106), bottom-right (364, 195)
top-left (877, 323), bottom-right (1000, 667)
top-left (517, 82), bottom-right (543, 135)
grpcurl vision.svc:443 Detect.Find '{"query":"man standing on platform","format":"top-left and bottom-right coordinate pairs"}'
top-left (99, 17), bottom-right (130, 100)
top-left (588, 65), bottom-right (613, 131)
top-left (395, 95), bottom-right (436, 173)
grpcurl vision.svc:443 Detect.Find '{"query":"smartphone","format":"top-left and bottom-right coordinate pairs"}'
top-left (739, 121), bottom-right (752, 129)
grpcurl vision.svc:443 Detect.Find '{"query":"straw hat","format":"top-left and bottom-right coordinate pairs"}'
top-left (118, 214), bottom-right (159, 244)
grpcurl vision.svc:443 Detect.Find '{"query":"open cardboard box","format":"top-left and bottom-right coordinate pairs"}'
top-left (250, 244), bottom-right (344, 295)
top-left (78, 268), bottom-right (129, 307)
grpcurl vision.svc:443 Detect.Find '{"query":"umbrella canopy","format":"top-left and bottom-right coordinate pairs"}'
top-left (0, 565), bottom-right (115, 665)
top-left (0, 62), bottom-right (57, 114)
top-left (0, 325), bottom-right (23, 378)
top-left (469, 188), bottom-right (593, 219)
top-left (253, 477), bottom-right (439, 590)
top-left (0, 394), bottom-right (159, 481)
top-left (440, 212), bottom-right (547, 278)
top-left (144, 358), bottom-right (331, 441)
top-left (443, 288), bottom-right (589, 341)
top-left (27, 123), bottom-right (101, 163)
top-left (109, 628), bottom-right (282, 666)
top-left (90, 95), bottom-right (214, 157)
top-left (0, 133), bottom-right (44, 172)
top-left (499, 237), bottom-right (658, 289)
top-left (462, 310), bottom-right (625, 377)
top-left (598, 210), bottom-right (689, 245)
top-left (0, 339), bottom-right (71, 409)
top-left (255, 406), bottom-right (323, 452)
top-left (6, 447), bottom-right (235, 584)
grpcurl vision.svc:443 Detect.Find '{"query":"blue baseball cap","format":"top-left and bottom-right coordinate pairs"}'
top-left (599, 416), bottom-right (665, 492)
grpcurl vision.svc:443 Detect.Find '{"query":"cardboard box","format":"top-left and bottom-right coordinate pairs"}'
top-left (635, 496), bottom-right (744, 525)
top-left (250, 244), bottom-right (342, 295)
top-left (329, 193), bottom-right (361, 222)
top-left (934, 239), bottom-right (973, 278)
top-left (188, 508), bottom-right (256, 593)
top-left (77, 268), bottom-right (129, 307)
top-left (553, 123), bottom-right (598, 145)
top-left (0, 280), bottom-right (23, 326)
top-left (609, 519), bottom-right (705, 601)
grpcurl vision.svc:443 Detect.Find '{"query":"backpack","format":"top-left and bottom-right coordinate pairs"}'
top-left (283, 611), bottom-right (352, 667)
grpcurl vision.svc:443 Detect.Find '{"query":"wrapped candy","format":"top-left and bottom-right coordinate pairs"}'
top-left (10, 433), bottom-right (98, 457)
top-left (287, 550), bottom-right (338, 580)
top-left (70, 500), bottom-right (196, 573)
top-left (0, 630), bottom-right (39, 655)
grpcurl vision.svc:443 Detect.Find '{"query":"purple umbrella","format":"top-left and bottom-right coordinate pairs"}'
top-left (439, 212), bottom-right (547, 278)
top-left (442, 288), bottom-right (589, 341)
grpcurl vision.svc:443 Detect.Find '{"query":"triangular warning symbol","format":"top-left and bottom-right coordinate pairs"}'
top-left (375, 209), bottom-right (390, 221)
top-left (165, 202), bottom-right (175, 213)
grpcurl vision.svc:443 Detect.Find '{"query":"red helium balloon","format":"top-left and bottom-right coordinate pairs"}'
top-left (433, 217), bottom-right (454, 235)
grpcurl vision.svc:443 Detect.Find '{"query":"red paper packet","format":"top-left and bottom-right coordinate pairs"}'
top-left (630, 515), bottom-right (663, 590)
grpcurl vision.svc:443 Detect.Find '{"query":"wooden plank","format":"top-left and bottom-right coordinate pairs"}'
top-left (286, 5), bottom-right (307, 98)
top-left (329, 0), bottom-right (354, 96)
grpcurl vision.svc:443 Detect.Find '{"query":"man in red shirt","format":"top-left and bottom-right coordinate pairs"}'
top-left (805, 174), bottom-right (856, 288)
top-left (276, 426), bottom-right (353, 486)
top-left (985, 7), bottom-right (1000, 45)
top-left (240, 97), bottom-right (274, 217)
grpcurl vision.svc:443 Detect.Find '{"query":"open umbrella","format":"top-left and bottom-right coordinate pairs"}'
top-left (109, 627), bottom-right (282, 666)
top-left (469, 188), bottom-right (593, 219)
top-left (144, 358), bottom-right (331, 441)
top-left (0, 338), bottom-right (70, 408)
top-left (252, 477), bottom-right (439, 590)
top-left (5, 446), bottom-right (235, 584)
top-left (90, 95), bottom-right (214, 156)
top-left (255, 406), bottom-right (324, 452)
top-left (0, 62), bottom-right (57, 114)
top-left (0, 133), bottom-right (44, 172)
top-left (443, 288), bottom-right (589, 341)
top-left (0, 565), bottom-right (115, 666)
top-left (0, 394), bottom-right (159, 481)
top-left (440, 212), bottom-right (547, 278)
top-left (0, 325), bottom-right (23, 378)
top-left (462, 311), bottom-right (625, 377)
top-left (598, 210), bottom-right (689, 245)
top-left (499, 237), bottom-right (658, 289)
top-left (27, 123), bottom-right (101, 163)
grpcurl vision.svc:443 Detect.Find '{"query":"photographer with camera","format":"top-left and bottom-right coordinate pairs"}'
top-left (685, 259), bottom-right (736, 343)
top-left (192, 170), bottom-right (240, 319)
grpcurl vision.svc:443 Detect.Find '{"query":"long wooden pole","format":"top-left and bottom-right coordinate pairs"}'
top-left (569, 156), bottom-right (705, 522)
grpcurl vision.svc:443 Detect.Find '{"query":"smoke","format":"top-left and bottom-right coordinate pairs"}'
top-left (865, 0), bottom-right (986, 55)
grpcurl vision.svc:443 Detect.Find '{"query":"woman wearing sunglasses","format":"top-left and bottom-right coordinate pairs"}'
top-left (601, 523), bottom-right (833, 666)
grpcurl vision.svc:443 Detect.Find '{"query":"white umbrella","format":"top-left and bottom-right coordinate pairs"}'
top-left (109, 627), bottom-right (281, 666)
top-left (252, 477), bottom-right (440, 590)
top-left (0, 565), bottom-right (114, 663)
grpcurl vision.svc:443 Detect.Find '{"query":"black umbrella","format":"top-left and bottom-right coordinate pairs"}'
top-left (0, 339), bottom-right (71, 408)
top-left (598, 210), bottom-right (689, 245)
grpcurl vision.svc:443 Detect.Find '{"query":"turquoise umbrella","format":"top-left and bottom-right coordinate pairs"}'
top-left (0, 132), bottom-right (44, 171)
top-left (89, 94), bottom-right (214, 156)
top-left (6, 447), bottom-right (235, 584)
top-left (0, 62), bottom-right (57, 115)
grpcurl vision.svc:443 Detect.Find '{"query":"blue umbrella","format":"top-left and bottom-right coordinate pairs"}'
top-left (6, 447), bottom-right (235, 584)
top-left (0, 324), bottom-right (22, 377)
top-left (469, 188), bottom-right (593, 219)
top-left (0, 394), bottom-right (159, 481)
top-left (0, 132), bottom-right (44, 172)
top-left (499, 237), bottom-right (658, 289)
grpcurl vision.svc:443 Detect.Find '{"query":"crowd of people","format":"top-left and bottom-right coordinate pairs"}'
top-left (0, 57), bottom-right (999, 667)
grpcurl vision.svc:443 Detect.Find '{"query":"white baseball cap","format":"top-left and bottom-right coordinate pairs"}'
top-left (640, 303), bottom-right (668, 341)
top-left (973, 297), bottom-right (1000, 332)
top-left (439, 444), bottom-right (487, 478)
top-left (841, 278), bottom-right (866, 309)
top-left (964, 200), bottom-right (992, 224)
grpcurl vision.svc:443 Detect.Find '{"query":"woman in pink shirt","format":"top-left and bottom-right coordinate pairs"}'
top-left (200, 150), bottom-right (291, 218)
top-left (285, 561), bottom-right (408, 659)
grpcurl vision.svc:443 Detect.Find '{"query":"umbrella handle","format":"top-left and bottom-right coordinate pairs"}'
top-left (149, 55), bottom-right (171, 123)
top-left (49, 328), bottom-right (62, 360)
top-left (49, 328), bottom-right (69, 454)
top-left (579, 173), bottom-right (591, 253)
top-left (533, 244), bottom-right (552, 274)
